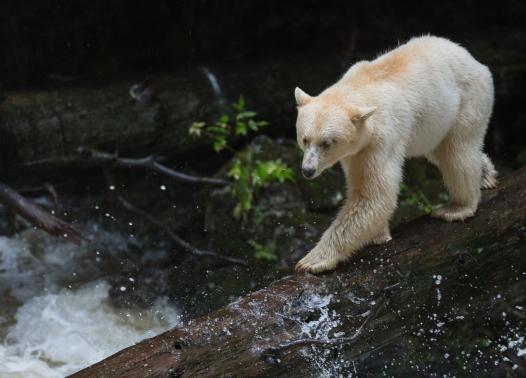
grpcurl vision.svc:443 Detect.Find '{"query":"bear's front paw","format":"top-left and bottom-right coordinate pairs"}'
top-left (295, 244), bottom-right (341, 274)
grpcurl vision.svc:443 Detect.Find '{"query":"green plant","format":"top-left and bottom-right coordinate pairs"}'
top-left (227, 152), bottom-right (294, 219)
top-left (189, 95), bottom-right (269, 152)
top-left (189, 96), bottom-right (295, 260)
top-left (190, 95), bottom-right (294, 220)
top-left (248, 239), bottom-right (278, 261)
top-left (399, 183), bottom-right (445, 214)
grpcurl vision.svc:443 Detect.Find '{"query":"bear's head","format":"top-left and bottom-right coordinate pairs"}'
top-left (294, 87), bottom-right (376, 179)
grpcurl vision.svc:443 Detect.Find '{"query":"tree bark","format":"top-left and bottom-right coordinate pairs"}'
top-left (71, 167), bottom-right (526, 377)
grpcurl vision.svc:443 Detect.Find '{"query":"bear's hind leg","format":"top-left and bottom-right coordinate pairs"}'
top-left (481, 153), bottom-right (498, 189)
top-left (370, 224), bottom-right (392, 245)
top-left (430, 135), bottom-right (482, 222)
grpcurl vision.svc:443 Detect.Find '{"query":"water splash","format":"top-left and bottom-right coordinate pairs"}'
top-left (0, 227), bottom-right (180, 377)
top-left (0, 281), bottom-right (180, 377)
top-left (287, 293), bottom-right (355, 377)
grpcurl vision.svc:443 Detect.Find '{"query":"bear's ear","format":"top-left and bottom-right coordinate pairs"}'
top-left (295, 87), bottom-right (312, 107)
top-left (349, 106), bottom-right (377, 123)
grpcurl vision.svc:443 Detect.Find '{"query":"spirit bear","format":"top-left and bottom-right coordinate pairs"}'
top-left (294, 36), bottom-right (496, 273)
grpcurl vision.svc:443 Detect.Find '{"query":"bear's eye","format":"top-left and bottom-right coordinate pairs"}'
top-left (302, 136), bottom-right (309, 146)
top-left (320, 140), bottom-right (332, 149)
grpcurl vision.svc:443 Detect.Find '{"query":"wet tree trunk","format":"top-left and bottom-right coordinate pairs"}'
top-left (72, 167), bottom-right (526, 377)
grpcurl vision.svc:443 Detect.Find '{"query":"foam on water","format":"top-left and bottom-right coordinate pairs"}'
top-left (0, 281), bottom-right (180, 377)
top-left (0, 227), bottom-right (135, 302)
top-left (0, 228), bottom-right (180, 377)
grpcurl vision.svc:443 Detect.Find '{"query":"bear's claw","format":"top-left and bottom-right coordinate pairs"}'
top-left (295, 245), bottom-right (341, 274)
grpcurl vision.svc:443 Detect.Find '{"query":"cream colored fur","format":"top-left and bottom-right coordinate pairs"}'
top-left (294, 36), bottom-right (496, 273)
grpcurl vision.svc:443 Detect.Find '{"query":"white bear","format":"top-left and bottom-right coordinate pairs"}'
top-left (294, 36), bottom-right (496, 273)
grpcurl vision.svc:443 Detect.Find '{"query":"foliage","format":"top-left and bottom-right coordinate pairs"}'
top-left (227, 153), bottom-right (294, 219)
top-left (190, 95), bottom-right (295, 260)
top-left (399, 182), bottom-right (447, 214)
top-left (247, 239), bottom-right (277, 261)
top-left (189, 95), bottom-right (269, 152)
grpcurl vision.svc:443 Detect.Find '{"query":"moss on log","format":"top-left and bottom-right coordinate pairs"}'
top-left (72, 167), bottom-right (526, 377)
top-left (0, 72), bottom-right (215, 169)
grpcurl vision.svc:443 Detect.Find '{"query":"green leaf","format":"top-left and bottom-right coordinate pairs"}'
top-left (227, 159), bottom-right (242, 180)
top-left (233, 203), bottom-right (243, 219)
top-left (207, 126), bottom-right (230, 135)
top-left (232, 95), bottom-right (245, 112)
top-left (248, 240), bottom-right (278, 261)
top-left (213, 137), bottom-right (227, 152)
top-left (248, 119), bottom-right (258, 131)
top-left (237, 111), bottom-right (257, 119)
top-left (251, 171), bottom-right (263, 187)
top-left (235, 121), bottom-right (248, 136)
top-left (399, 184), bottom-right (444, 215)
top-left (189, 121), bottom-right (205, 137)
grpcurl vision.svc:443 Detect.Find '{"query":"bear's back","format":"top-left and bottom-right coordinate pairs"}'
top-left (342, 36), bottom-right (486, 89)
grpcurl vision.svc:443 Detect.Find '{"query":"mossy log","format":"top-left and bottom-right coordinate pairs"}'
top-left (0, 73), bottom-right (214, 167)
top-left (72, 167), bottom-right (526, 377)
top-left (0, 56), bottom-right (338, 180)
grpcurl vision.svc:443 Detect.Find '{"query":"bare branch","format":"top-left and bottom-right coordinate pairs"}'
top-left (77, 147), bottom-right (228, 185)
top-left (0, 181), bottom-right (84, 245)
top-left (44, 182), bottom-right (60, 211)
top-left (346, 331), bottom-right (408, 363)
top-left (103, 170), bottom-right (246, 266)
top-left (264, 289), bottom-right (389, 355)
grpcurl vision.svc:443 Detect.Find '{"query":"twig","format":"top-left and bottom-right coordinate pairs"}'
top-left (264, 286), bottom-right (393, 356)
top-left (346, 331), bottom-right (408, 363)
top-left (78, 147), bottom-right (228, 185)
top-left (117, 195), bottom-right (247, 265)
top-left (266, 296), bottom-right (386, 353)
top-left (0, 181), bottom-right (84, 245)
top-left (44, 182), bottom-right (60, 211)
top-left (103, 170), bottom-right (246, 266)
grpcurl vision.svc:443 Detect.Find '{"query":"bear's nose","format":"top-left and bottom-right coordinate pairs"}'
top-left (302, 167), bottom-right (316, 179)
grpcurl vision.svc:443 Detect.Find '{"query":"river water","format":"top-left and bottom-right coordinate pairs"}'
top-left (0, 225), bottom-right (181, 377)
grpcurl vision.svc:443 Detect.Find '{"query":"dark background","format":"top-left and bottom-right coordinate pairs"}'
top-left (1, 0), bottom-right (525, 164)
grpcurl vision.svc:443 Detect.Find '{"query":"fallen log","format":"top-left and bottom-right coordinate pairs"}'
top-left (73, 167), bottom-right (526, 377)
top-left (0, 55), bottom-right (339, 178)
